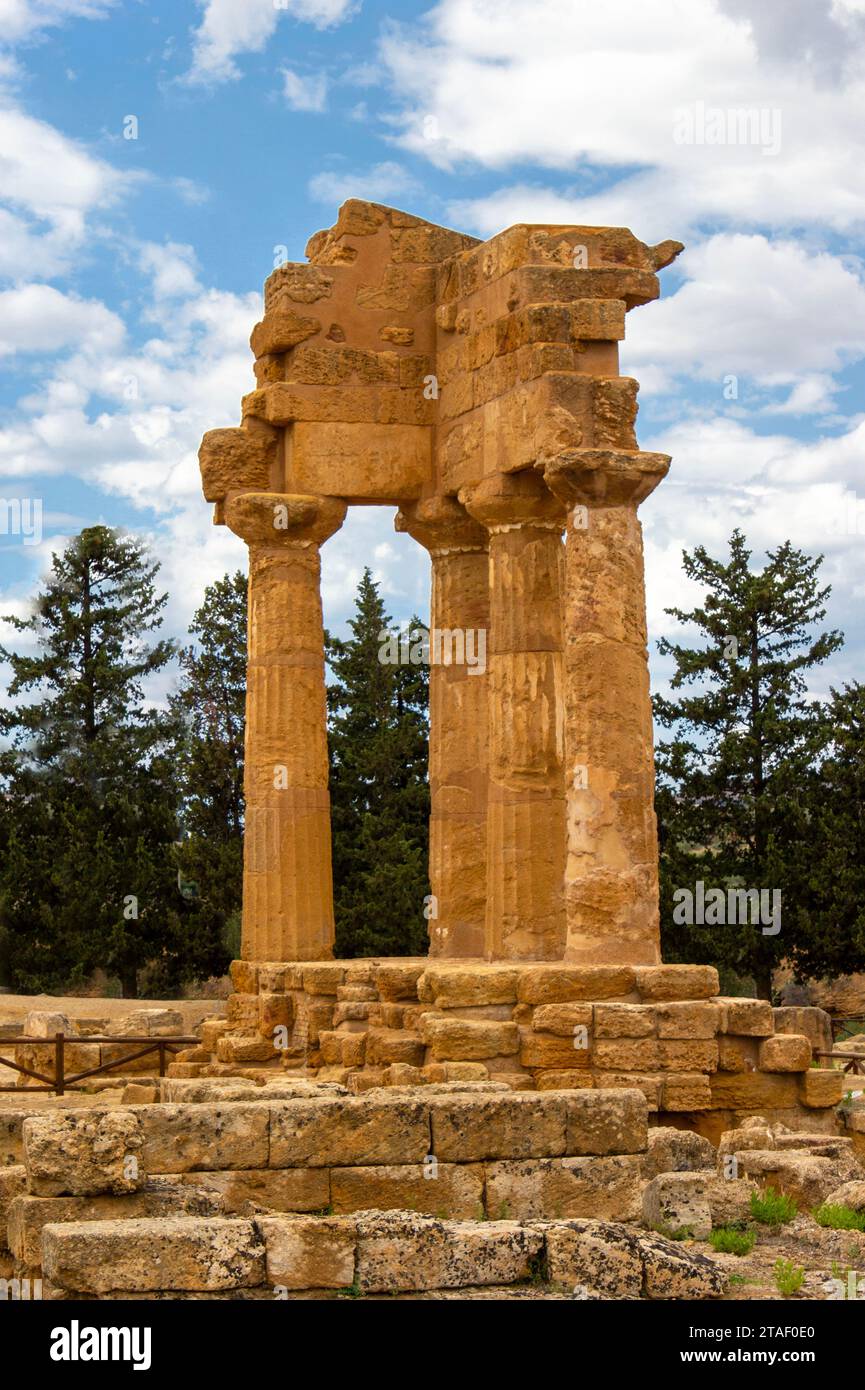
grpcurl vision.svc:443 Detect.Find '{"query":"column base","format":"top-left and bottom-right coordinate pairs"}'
top-left (183, 958), bottom-right (844, 1139)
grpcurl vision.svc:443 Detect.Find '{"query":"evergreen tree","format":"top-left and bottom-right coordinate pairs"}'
top-left (654, 529), bottom-right (846, 998)
top-left (0, 526), bottom-right (183, 997)
top-left (169, 572), bottom-right (246, 974)
top-left (786, 681), bottom-right (865, 978)
top-left (326, 568), bottom-right (430, 957)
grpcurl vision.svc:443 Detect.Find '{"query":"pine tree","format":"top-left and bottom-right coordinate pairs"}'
top-left (654, 529), bottom-right (846, 998)
top-left (326, 568), bottom-right (430, 957)
top-left (0, 526), bottom-right (182, 997)
top-left (169, 572), bottom-right (246, 974)
top-left (786, 681), bottom-right (865, 979)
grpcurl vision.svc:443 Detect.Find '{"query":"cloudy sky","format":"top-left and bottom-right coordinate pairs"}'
top-left (1, 0), bottom-right (863, 703)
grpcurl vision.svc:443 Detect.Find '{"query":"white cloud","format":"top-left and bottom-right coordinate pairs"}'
top-left (382, 0), bottom-right (865, 237)
top-left (0, 283), bottom-right (124, 356)
top-left (282, 67), bottom-right (328, 112)
top-left (186, 0), bottom-right (357, 85)
top-left (308, 159), bottom-right (422, 206)
top-left (0, 104), bottom-right (133, 278)
top-left (622, 233), bottom-right (865, 403)
top-left (0, 0), bottom-right (114, 44)
top-left (139, 241), bottom-right (201, 301)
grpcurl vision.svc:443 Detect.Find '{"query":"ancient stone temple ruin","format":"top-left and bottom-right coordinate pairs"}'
top-left (200, 199), bottom-right (678, 969)
top-left (196, 201), bottom-right (843, 1133)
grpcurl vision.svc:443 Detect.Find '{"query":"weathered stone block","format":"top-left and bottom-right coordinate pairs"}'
top-left (24, 1110), bottom-right (144, 1197)
top-left (517, 966), bottom-right (635, 1004)
top-left (423, 1017), bottom-right (519, 1061)
top-left (773, 1006), bottom-right (833, 1058)
top-left (594, 1073), bottom-right (661, 1110)
top-left (429, 1093), bottom-right (567, 1161)
top-left (419, 966), bottom-right (520, 1009)
top-left (709, 1072), bottom-right (799, 1110)
top-left (658, 1041), bottom-right (719, 1073)
top-left (520, 1030), bottom-right (591, 1069)
top-left (545, 1219), bottom-right (644, 1297)
top-left (717, 1036), bottom-right (760, 1073)
top-left (43, 1217), bottom-right (265, 1293)
top-left (8, 1183), bottom-right (224, 1265)
top-left (365, 1029), bottom-right (426, 1067)
top-left (635, 966), bottom-right (719, 1001)
top-left (330, 1163), bottom-right (484, 1219)
top-left (593, 1040), bottom-right (660, 1071)
top-left (642, 1171), bottom-right (712, 1239)
top-left (593, 1004), bottom-right (656, 1038)
top-left (661, 1074), bottom-right (712, 1112)
top-left (716, 997), bottom-right (774, 1036)
top-left (641, 1127), bottom-right (715, 1178)
top-left (374, 964), bottom-right (425, 1001)
top-left (486, 1154), bottom-right (642, 1221)
top-left (655, 1002), bottom-right (719, 1040)
top-left (269, 1097), bottom-right (429, 1168)
top-left (530, 1004), bottom-right (593, 1036)
top-left (258, 1214), bottom-right (355, 1291)
top-left (565, 1089), bottom-right (647, 1156)
top-left (0, 1165), bottom-right (26, 1250)
top-left (799, 1068), bottom-right (844, 1108)
top-left (758, 1034), bottom-right (811, 1073)
top-left (178, 1167), bottom-right (329, 1215)
top-left (137, 1103), bottom-right (270, 1173)
top-left (536, 1070), bottom-right (594, 1090)
top-left (356, 1211), bottom-right (542, 1292)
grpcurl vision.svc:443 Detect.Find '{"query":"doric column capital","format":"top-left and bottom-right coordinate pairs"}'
top-left (541, 449), bottom-right (670, 510)
top-left (224, 491), bottom-right (347, 548)
top-left (459, 470), bottom-right (567, 534)
top-left (395, 495), bottom-right (487, 555)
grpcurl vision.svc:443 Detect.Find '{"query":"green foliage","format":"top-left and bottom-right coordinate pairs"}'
top-left (813, 1203), bottom-right (865, 1231)
top-left (326, 568), bottom-right (430, 957)
top-left (654, 529), bottom-right (850, 998)
top-left (787, 681), bottom-right (865, 976)
top-left (708, 1226), bottom-right (756, 1255)
top-left (0, 527), bottom-right (182, 996)
top-left (749, 1187), bottom-right (798, 1226)
top-left (773, 1258), bottom-right (805, 1296)
top-left (168, 571), bottom-right (247, 984)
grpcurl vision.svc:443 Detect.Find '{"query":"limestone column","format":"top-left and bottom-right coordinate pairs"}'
top-left (461, 471), bottom-right (568, 961)
top-left (225, 490), bottom-right (346, 962)
top-left (396, 497), bottom-right (489, 958)
top-left (543, 449), bottom-right (670, 966)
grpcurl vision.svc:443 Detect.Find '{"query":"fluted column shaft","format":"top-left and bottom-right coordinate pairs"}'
top-left (396, 498), bottom-right (489, 957)
top-left (462, 472), bottom-right (568, 960)
top-left (226, 490), bottom-right (346, 962)
top-left (544, 450), bottom-right (669, 965)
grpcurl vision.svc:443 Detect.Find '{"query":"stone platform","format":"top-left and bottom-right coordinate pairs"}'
top-left (183, 960), bottom-right (844, 1143)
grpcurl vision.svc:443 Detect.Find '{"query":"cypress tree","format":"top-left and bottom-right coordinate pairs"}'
top-left (326, 568), bottom-right (430, 957)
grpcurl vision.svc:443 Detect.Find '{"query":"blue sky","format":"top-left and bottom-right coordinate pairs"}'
top-left (1, 0), bottom-right (863, 707)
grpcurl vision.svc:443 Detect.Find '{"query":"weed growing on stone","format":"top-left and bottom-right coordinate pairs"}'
top-left (773, 1258), bottom-right (805, 1296)
top-left (709, 1226), bottom-right (757, 1255)
top-left (814, 1204), bottom-right (865, 1232)
top-left (750, 1187), bottom-right (798, 1227)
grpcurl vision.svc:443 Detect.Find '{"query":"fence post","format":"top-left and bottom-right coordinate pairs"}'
top-left (158, 1041), bottom-right (165, 1077)
top-left (54, 1032), bottom-right (65, 1097)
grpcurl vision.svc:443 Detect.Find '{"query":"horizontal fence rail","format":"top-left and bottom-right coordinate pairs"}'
top-left (0, 1033), bottom-right (198, 1094)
